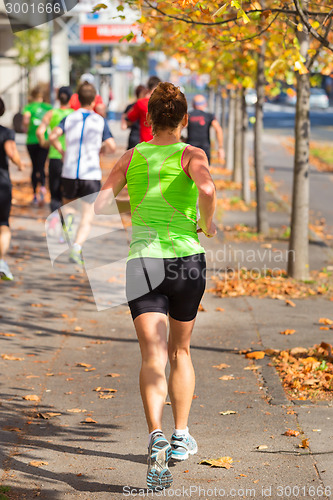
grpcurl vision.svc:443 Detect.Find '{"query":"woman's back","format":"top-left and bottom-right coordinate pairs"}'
top-left (126, 142), bottom-right (205, 260)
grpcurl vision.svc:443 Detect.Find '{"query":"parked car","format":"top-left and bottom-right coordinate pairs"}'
top-left (309, 88), bottom-right (329, 109)
top-left (245, 88), bottom-right (257, 106)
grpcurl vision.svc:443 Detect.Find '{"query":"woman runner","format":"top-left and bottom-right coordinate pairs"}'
top-left (95, 82), bottom-right (216, 490)
top-left (0, 97), bottom-right (25, 280)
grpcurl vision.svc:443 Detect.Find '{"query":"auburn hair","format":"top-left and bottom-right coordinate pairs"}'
top-left (148, 82), bottom-right (187, 134)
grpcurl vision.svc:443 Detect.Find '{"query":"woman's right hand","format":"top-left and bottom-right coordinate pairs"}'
top-left (197, 219), bottom-right (217, 238)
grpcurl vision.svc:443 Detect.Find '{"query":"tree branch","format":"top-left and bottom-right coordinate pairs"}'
top-left (143, 0), bottom-right (333, 27)
top-left (293, 0), bottom-right (333, 52)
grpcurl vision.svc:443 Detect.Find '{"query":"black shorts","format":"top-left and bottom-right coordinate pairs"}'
top-left (61, 178), bottom-right (101, 203)
top-left (0, 170), bottom-right (12, 226)
top-left (126, 254), bottom-right (206, 322)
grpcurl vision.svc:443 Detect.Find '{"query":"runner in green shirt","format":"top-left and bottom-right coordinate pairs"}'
top-left (22, 85), bottom-right (52, 205)
top-left (95, 82), bottom-right (216, 490)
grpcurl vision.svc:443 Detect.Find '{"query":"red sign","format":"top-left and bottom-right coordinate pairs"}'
top-left (80, 24), bottom-right (139, 44)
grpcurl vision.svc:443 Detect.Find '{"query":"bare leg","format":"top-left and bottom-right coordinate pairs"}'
top-left (74, 201), bottom-right (95, 247)
top-left (133, 312), bottom-right (168, 433)
top-left (0, 226), bottom-right (11, 260)
top-left (168, 316), bottom-right (196, 430)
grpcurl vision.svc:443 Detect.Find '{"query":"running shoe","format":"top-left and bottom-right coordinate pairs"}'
top-left (62, 214), bottom-right (74, 243)
top-left (32, 195), bottom-right (39, 207)
top-left (170, 432), bottom-right (198, 461)
top-left (69, 246), bottom-right (84, 266)
top-left (0, 259), bottom-right (14, 281)
top-left (147, 431), bottom-right (173, 490)
top-left (39, 186), bottom-right (47, 207)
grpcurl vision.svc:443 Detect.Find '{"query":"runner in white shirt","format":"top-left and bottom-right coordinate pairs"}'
top-left (50, 83), bottom-right (116, 265)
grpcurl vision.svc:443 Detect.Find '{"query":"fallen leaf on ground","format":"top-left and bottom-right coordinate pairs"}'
top-left (219, 375), bottom-right (235, 381)
top-left (265, 348), bottom-right (280, 356)
top-left (74, 326), bottom-right (83, 332)
top-left (320, 326), bottom-right (330, 330)
top-left (76, 363), bottom-right (91, 368)
top-left (280, 329), bottom-right (296, 335)
top-left (200, 456), bottom-right (233, 469)
top-left (36, 412), bottom-right (61, 419)
top-left (312, 429), bottom-right (321, 432)
top-left (212, 363), bottom-right (230, 370)
top-left (67, 408), bottom-right (86, 413)
top-left (319, 318), bottom-right (333, 325)
top-left (99, 394), bottom-right (114, 399)
top-left (257, 445), bottom-right (268, 450)
top-left (2, 354), bottom-right (24, 361)
top-left (106, 373), bottom-right (120, 377)
top-left (285, 300), bottom-right (296, 307)
top-left (245, 351), bottom-right (265, 360)
top-left (299, 439), bottom-right (309, 448)
top-left (2, 427), bottom-right (22, 432)
top-left (0, 333), bottom-right (16, 337)
top-left (23, 395), bottom-right (40, 402)
top-left (215, 307), bottom-right (225, 312)
top-left (219, 410), bottom-right (237, 415)
top-left (198, 304), bottom-right (206, 312)
top-left (82, 417), bottom-right (97, 424)
top-left (244, 365), bottom-right (260, 370)
top-left (164, 402), bottom-right (171, 405)
top-left (284, 429), bottom-right (300, 437)
top-left (29, 461), bottom-right (48, 467)
top-left (93, 387), bottom-right (117, 393)
top-left (30, 304), bottom-right (44, 308)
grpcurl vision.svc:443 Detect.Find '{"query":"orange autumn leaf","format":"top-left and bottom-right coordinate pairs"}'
top-left (245, 351), bottom-right (265, 360)
top-left (320, 327), bottom-right (329, 330)
top-left (213, 363), bottom-right (230, 370)
top-left (2, 354), bottom-right (24, 361)
top-left (198, 304), bottom-right (206, 312)
top-left (285, 300), bottom-right (296, 307)
top-left (280, 329), bottom-right (296, 335)
top-left (299, 438), bottom-right (309, 448)
top-left (319, 318), bottom-right (333, 325)
top-left (29, 461), bottom-right (48, 467)
top-left (284, 429), bottom-right (300, 437)
top-left (200, 456), bottom-right (233, 469)
top-left (23, 395), bottom-right (40, 402)
top-left (215, 307), bottom-right (225, 312)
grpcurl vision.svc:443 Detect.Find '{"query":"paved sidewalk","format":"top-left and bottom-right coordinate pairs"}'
top-left (0, 129), bottom-right (332, 499)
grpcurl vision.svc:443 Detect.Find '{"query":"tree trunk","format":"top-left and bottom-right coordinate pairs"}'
top-left (254, 39), bottom-right (269, 234)
top-left (226, 90), bottom-right (235, 171)
top-left (233, 89), bottom-right (242, 183)
top-left (241, 89), bottom-right (251, 203)
top-left (288, 10), bottom-right (311, 279)
top-left (221, 89), bottom-right (227, 137)
top-left (208, 87), bottom-right (215, 113)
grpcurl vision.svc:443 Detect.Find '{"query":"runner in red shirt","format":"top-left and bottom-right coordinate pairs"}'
top-left (70, 74), bottom-right (106, 117)
top-left (126, 76), bottom-right (161, 143)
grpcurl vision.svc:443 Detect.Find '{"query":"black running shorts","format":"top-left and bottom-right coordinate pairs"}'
top-left (0, 170), bottom-right (12, 226)
top-left (126, 254), bottom-right (206, 322)
top-left (61, 178), bottom-right (101, 203)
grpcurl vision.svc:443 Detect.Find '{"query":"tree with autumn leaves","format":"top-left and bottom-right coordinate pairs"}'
top-left (116, 0), bottom-right (333, 280)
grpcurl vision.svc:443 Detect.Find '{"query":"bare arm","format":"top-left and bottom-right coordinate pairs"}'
top-left (186, 147), bottom-right (217, 237)
top-left (22, 112), bottom-right (31, 133)
top-left (95, 103), bottom-right (106, 118)
top-left (211, 119), bottom-right (225, 163)
top-left (49, 126), bottom-right (64, 158)
top-left (4, 140), bottom-right (24, 170)
top-left (36, 110), bottom-right (52, 148)
top-left (94, 150), bottom-right (132, 215)
top-left (100, 137), bottom-right (116, 155)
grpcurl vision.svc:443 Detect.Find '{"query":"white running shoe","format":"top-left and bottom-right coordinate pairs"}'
top-left (0, 259), bottom-right (14, 281)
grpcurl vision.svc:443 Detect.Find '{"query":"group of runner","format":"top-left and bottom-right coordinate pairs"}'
top-left (1, 77), bottom-right (220, 492)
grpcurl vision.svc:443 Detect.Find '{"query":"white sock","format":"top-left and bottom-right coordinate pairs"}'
top-left (173, 426), bottom-right (189, 437)
top-left (72, 243), bottom-right (81, 252)
top-left (148, 428), bottom-right (163, 446)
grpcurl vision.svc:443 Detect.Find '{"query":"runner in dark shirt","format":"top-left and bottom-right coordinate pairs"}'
top-left (187, 94), bottom-right (225, 164)
top-left (121, 85), bottom-right (146, 149)
top-left (0, 98), bottom-right (25, 280)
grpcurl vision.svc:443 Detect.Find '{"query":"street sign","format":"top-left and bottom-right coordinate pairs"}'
top-left (80, 24), bottom-right (140, 44)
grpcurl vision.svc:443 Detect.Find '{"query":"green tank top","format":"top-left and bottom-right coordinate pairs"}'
top-left (126, 142), bottom-right (205, 260)
top-left (48, 108), bottom-right (73, 160)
